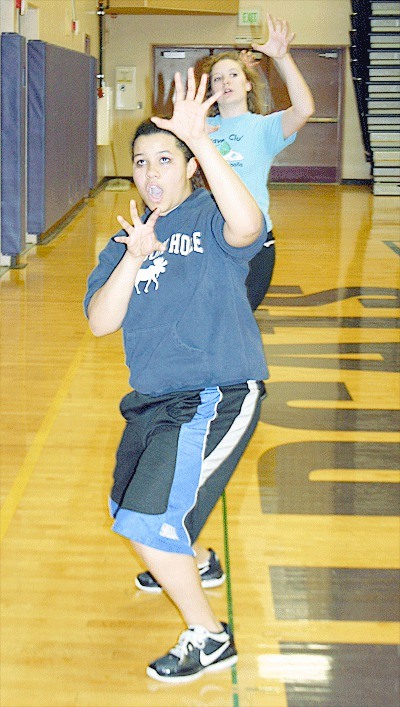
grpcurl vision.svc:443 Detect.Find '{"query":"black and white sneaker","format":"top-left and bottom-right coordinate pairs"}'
top-left (146, 622), bottom-right (237, 683)
top-left (135, 548), bottom-right (225, 593)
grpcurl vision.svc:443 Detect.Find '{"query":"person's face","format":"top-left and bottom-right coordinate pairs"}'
top-left (132, 132), bottom-right (196, 215)
top-left (210, 59), bottom-right (252, 113)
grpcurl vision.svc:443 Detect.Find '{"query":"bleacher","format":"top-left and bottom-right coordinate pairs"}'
top-left (350, 0), bottom-right (400, 195)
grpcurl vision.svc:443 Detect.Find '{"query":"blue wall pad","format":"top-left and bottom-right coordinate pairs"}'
top-left (1, 33), bottom-right (26, 256)
top-left (88, 56), bottom-right (97, 191)
top-left (27, 41), bottom-right (97, 237)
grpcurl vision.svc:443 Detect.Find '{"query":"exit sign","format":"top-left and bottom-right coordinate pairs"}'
top-left (238, 8), bottom-right (261, 26)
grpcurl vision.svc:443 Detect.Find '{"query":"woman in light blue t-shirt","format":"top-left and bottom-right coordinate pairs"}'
top-left (204, 13), bottom-right (315, 310)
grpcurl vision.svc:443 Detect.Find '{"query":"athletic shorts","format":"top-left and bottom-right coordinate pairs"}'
top-left (109, 380), bottom-right (265, 555)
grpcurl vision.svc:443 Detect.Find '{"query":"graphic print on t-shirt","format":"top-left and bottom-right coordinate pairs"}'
top-left (217, 139), bottom-right (243, 163)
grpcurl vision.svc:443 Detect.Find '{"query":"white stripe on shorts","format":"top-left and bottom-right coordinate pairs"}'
top-left (198, 380), bottom-right (259, 488)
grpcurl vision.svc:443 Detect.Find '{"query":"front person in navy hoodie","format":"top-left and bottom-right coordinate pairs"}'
top-left (84, 68), bottom-right (268, 683)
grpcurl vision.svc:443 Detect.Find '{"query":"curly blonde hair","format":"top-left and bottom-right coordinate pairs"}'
top-left (199, 51), bottom-right (265, 116)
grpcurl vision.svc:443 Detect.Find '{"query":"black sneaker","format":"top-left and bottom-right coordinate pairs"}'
top-left (135, 548), bottom-right (225, 593)
top-left (146, 622), bottom-right (237, 683)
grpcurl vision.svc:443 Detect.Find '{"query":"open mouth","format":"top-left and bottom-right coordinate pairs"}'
top-left (147, 184), bottom-right (163, 202)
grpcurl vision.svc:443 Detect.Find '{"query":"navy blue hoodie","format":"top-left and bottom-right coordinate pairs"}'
top-left (84, 188), bottom-right (269, 396)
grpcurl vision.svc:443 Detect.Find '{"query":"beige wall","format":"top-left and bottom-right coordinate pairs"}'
top-left (19, 0), bottom-right (370, 181)
top-left (100, 0), bottom-right (370, 181)
top-left (24, 0), bottom-right (99, 56)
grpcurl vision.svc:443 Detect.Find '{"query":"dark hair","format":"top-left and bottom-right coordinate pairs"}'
top-left (131, 119), bottom-right (205, 189)
top-left (131, 119), bottom-right (194, 163)
top-left (199, 51), bottom-right (265, 116)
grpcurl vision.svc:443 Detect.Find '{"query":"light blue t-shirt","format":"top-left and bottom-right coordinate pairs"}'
top-left (207, 111), bottom-right (296, 232)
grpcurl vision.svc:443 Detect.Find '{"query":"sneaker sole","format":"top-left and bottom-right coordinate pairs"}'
top-left (146, 653), bottom-right (237, 683)
top-left (200, 572), bottom-right (226, 588)
top-left (135, 572), bottom-right (226, 593)
top-left (134, 577), bottom-right (163, 593)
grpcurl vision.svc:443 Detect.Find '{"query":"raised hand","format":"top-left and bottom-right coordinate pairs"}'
top-left (151, 68), bottom-right (222, 148)
top-left (240, 49), bottom-right (260, 69)
top-left (114, 200), bottom-right (166, 258)
top-left (251, 13), bottom-right (295, 60)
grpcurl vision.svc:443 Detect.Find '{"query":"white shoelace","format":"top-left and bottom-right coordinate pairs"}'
top-left (169, 626), bottom-right (209, 662)
top-left (198, 558), bottom-right (210, 574)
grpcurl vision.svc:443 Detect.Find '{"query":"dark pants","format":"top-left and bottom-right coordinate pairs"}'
top-left (246, 233), bottom-right (275, 311)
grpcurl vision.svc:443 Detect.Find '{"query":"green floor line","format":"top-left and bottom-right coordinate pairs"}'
top-left (222, 491), bottom-right (240, 707)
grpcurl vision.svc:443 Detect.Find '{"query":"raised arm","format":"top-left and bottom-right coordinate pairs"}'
top-left (251, 13), bottom-right (315, 138)
top-left (151, 68), bottom-right (263, 248)
top-left (87, 201), bottom-right (165, 336)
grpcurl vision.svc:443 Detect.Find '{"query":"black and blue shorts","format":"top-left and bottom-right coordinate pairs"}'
top-left (109, 380), bottom-right (265, 555)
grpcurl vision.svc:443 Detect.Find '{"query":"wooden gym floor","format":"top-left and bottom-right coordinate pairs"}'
top-left (1, 183), bottom-right (399, 707)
